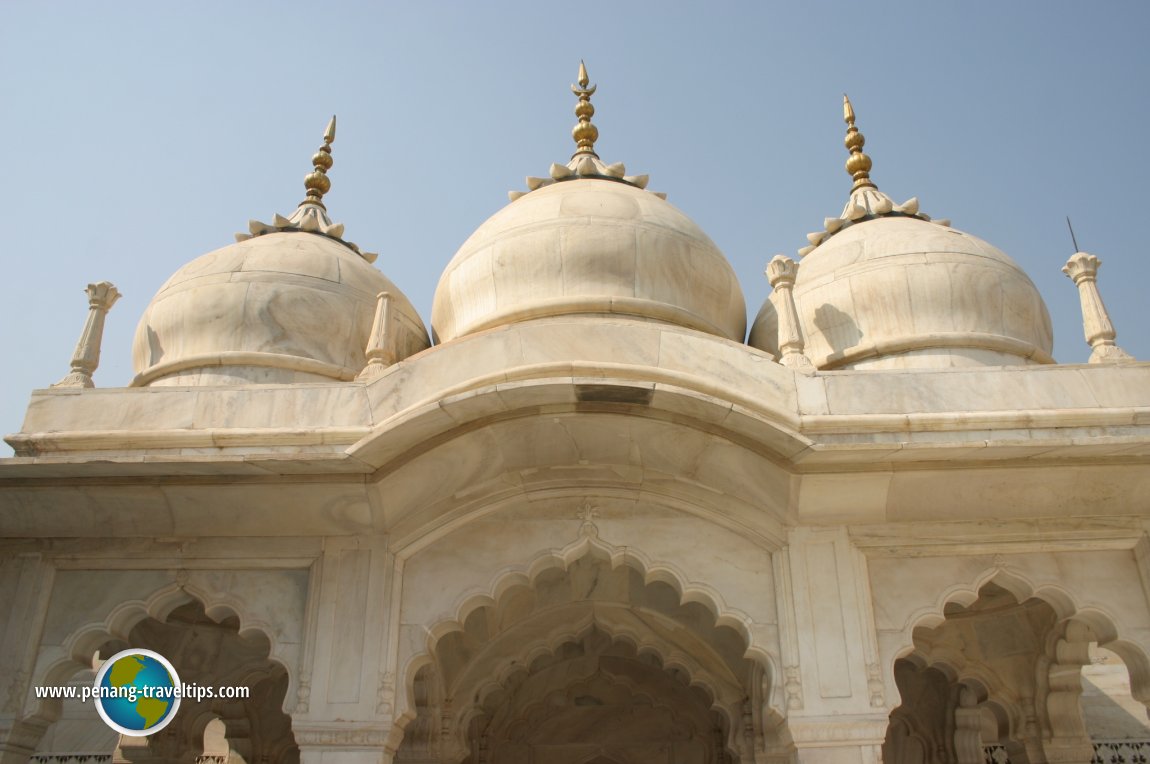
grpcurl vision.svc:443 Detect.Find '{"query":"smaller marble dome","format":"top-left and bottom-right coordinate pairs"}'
top-left (431, 63), bottom-right (746, 344)
top-left (132, 119), bottom-right (430, 386)
top-left (749, 97), bottom-right (1053, 370)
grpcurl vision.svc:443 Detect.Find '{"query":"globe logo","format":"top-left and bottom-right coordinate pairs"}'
top-left (92, 649), bottom-right (181, 736)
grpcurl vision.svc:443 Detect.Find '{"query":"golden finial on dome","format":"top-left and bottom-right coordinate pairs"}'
top-left (842, 94), bottom-right (876, 192)
top-left (571, 60), bottom-right (599, 158)
top-left (509, 63), bottom-right (656, 199)
top-left (237, 115), bottom-right (378, 262)
top-left (796, 95), bottom-right (936, 257)
top-left (301, 115), bottom-right (337, 209)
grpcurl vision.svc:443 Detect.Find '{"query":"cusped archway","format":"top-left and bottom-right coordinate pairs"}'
top-left (398, 546), bottom-right (781, 764)
top-left (24, 590), bottom-right (298, 764)
top-left (887, 572), bottom-right (1150, 764)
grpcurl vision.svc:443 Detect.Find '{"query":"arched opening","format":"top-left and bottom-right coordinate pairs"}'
top-left (1081, 644), bottom-right (1150, 742)
top-left (397, 549), bottom-right (776, 764)
top-left (30, 598), bottom-right (297, 764)
top-left (31, 657), bottom-right (118, 763)
top-left (464, 627), bottom-right (729, 764)
top-left (199, 718), bottom-right (232, 764)
top-left (882, 661), bottom-right (953, 764)
top-left (886, 578), bottom-right (1150, 764)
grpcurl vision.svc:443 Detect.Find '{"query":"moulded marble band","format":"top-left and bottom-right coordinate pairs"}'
top-left (131, 351), bottom-right (361, 387)
top-left (446, 296), bottom-right (740, 342)
top-left (7, 426), bottom-right (371, 456)
top-left (817, 331), bottom-right (1057, 370)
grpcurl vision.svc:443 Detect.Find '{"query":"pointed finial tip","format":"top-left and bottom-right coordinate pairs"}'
top-left (301, 116), bottom-right (337, 208)
top-left (841, 93), bottom-right (874, 191)
top-left (570, 60), bottom-right (598, 157)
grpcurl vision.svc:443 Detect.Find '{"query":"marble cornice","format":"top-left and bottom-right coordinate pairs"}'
top-left (3, 318), bottom-right (1149, 479)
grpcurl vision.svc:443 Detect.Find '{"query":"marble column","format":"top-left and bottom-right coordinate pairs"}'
top-left (1062, 252), bottom-right (1133, 364)
top-left (53, 282), bottom-right (121, 388)
top-left (777, 528), bottom-right (889, 764)
top-left (358, 292), bottom-right (396, 382)
top-left (293, 537), bottom-right (397, 764)
top-left (766, 256), bottom-right (814, 371)
top-left (0, 553), bottom-right (56, 764)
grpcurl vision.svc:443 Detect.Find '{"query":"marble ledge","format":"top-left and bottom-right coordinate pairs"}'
top-left (847, 515), bottom-right (1146, 554)
top-left (5, 321), bottom-right (1149, 476)
top-left (813, 362), bottom-right (1150, 416)
top-left (0, 534), bottom-right (326, 558)
top-left (14, 382), bottom-right (374, 440)
top-left (6, 426), bottom-right (370, 456)
top-left (0, 452), bottom-right (374, 480)
top-left (793, 435), bottom-right (1150, 470)
top-left (800, 406), bottom-right (1150, 435)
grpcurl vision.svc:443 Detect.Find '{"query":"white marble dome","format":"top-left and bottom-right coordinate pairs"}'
top-left (432, 179), bottom-right (747, 343)
top-left (132, 232), bottom-right (430, 386)
top-left (749, 216), bottom-right (1054, 369)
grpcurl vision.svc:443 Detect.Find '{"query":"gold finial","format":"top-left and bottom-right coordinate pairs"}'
top-left (570, 60), bottom-right (598, 158)
top-left (842, 94), bottom-right (875, 192)
top-left (301, 115), bottom-right (337, 209)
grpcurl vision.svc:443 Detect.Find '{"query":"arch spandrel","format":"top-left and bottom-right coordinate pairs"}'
top-left (395, 498), bottom-right (780, 634)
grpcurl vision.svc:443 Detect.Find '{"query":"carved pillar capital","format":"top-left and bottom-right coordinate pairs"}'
top-left (1061, 252), bottom-right (1099, 284)
top-left (1062, 252), bottom-right (1133, 364)
top-left (0, 717), bottom-right (51, 764)
top-left (85, 281), bottom-right (122, 311)
top-left (293, 721), bottom-right (397, 764)
top-left (766, 255), bottom-right (799, 289)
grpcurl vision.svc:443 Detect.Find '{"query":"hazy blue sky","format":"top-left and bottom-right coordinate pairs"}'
top-left (2, 2), bottom-right (1148, 445)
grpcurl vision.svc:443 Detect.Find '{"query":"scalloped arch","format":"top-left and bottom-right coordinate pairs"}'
top-left (893, 565), bottom-right (1143, 665)
top-left (453, 625), bottom-right (744, 764)
top-left (502, 660), bottom-right (720, 745)
top-left (30, 581), bottom-right (294, 723)
top-left (458, 622), bottom-right (739, 733)
top-left (432, 533), bottom-right (761, 662)
top-left (891, 564), bottom-right (1150, 731)
top-left (897, 651), bottom-right (1025, 739)
top-left (399, 536), bottom-right (779, 760)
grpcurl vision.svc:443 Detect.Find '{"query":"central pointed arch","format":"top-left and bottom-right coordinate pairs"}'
top-left (398, 536), bottom-right (783, 764)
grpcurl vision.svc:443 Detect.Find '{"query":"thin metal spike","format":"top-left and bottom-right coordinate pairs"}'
top-left (1067, 216), bottom-right (1081, 253)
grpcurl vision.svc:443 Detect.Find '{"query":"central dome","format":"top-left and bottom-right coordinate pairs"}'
top-left (432, 179), bottom-right (746, 344)
top-left (432, 62), bottom-right (746, 344)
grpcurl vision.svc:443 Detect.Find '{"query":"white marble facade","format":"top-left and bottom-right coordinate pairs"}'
top-left (1, 81), bottom-right (1149, 764)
